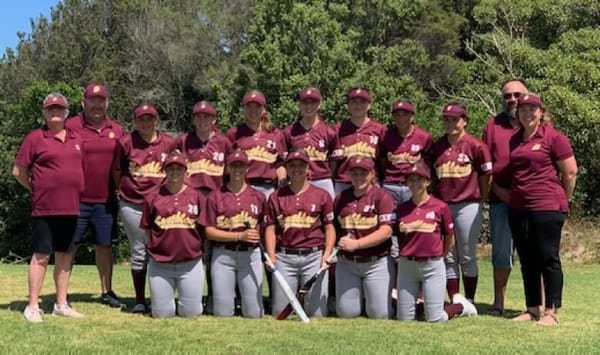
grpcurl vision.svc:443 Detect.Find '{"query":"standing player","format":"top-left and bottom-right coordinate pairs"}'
top-left (140, 151), bottom-right (205, 318)
top-left (67, 82), bottom-right (125, 308)
top-left (201, 150), bottom-right (265, 318)
top-left (430, 103), bottom-right (492, 303)
top-left (14, 93), bottom-right (85, 322)
top-left (265, 150), bottom-right (336, 317)
top-left (331, 87), bottom-right (386, 195)
top-left (226, 90), bottom-right (286, 198)
top-left (481, 79), bottom-right (528, 315)
top-left (113, 103), bottom-right (175, 313)
top-left (283, 87), bottom-right (336, 199)
top-left (396, 162), bottom-right (477, 322)
top-left (175, 100), bottom-right (232, 195)
top-left (334, 157), bottom-right (395, 319)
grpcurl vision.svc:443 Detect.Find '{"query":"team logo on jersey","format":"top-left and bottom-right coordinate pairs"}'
top-left (130, 161), bottom-right (165, 178)
top-left (278, 212), bottom-right (317, 231)
top-left (343, 142), bottom-right (376, 158)
top-left (388, 151), bottom-right (420, 164)
top-left (188, 158), bottom-right (224, 176)
top-left (216, 211), bottom-right (258, 230)
top-left (398, 219), bottom-right (437, 233)
top-left (457, 153), bottom-right (471, 163)
top-left (436, 161), bottom-right (472, 178)
top-left (425, 211), bottom-right (435, 219)
top-left (338, 213), bottom-right (377, 230)
top-left (155, 211), bottom-right (195, 229)
top-left (245, 146), bottom-right (277, 163)
top-left (305, 145), bottom-right (327, 161)
top-left (410, 144), bottom-right (421, 152)
top-left (531, 143), bottom-right (541, 151)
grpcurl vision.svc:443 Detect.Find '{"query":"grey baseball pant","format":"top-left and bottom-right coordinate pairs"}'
top-left (445, 201), bottom-right (483, 279)
top-left (119, 200), bottom-right (147, 271)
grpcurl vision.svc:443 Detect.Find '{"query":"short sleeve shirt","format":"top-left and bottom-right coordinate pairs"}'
top-left (381, 125), bottom-right (433, 183)
top-left (283, 120), bottom-right (336, 180)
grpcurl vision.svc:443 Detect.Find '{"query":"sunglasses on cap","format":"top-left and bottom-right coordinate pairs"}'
top-left (502, 92), bottom-right (522, 100)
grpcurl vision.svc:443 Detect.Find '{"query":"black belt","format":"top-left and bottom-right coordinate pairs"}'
top-left (342, 254), bottom-right (388, 263)
top-left (248, 178), bottom-right (275, 185)
top-left (214, 243), bottom-right (257, 252)
top-left (402, 256), bottom-right (442, 262)
top-left (276, 246), bottom-right (323, 255)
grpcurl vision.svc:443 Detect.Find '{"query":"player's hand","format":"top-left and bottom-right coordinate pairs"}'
top-left (320, 256), bottom-right (331, 270)
top-left (338, 236), bottom-right (359, 252)
top-left (240, 229), bottom-right (259, 243)
top-left (265, 253), bottom-right (277, 270)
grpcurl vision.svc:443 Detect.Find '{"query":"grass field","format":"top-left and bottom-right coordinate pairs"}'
top-left (1, 258), bottom-right (599, 354)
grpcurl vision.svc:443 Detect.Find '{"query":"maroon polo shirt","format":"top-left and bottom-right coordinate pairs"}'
top-left (431, 133), bottom-right (493, 203)
top-left (283, 120), bottom-right (336, 180)
top-left (331, 119), bottom-right (386, 182)
top-left (175, 132), bottom-right (232, 192)
top-left (381, 125), bottom-right (433, 183)
top-left (15, 127), bottom-right (84, 216)
top-left (141, 185), bottom-right (204, 263)
top-left (114, 131), bottom-right (176, 204)
top-left (265, 184), bottom-right (334, 249)
top-left (333, 186), bottom-right (395, 257)
top-left (66, 114), bottom-right (124, 203)
top-left (508, 124), bottom-right (573, 212)
top-left (226, 124), bottom-right (285, 183)
top-left (396, 196), bottom-right (454, 258)
top-left (200, 184), bottom-right (266, 247)
top-left (481, 113), bottom-right (519, 203)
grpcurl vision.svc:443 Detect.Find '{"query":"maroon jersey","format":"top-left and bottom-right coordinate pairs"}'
top-left (431, 133), bottom-right (493, 203)
top-left (331, 119), bottom-right (386, 182)
top-left (141, 185), bottom-right (204, 263)
top-left (200, 184), bottom-right (266, 245)
top-left (481, 113), bottom-right (519, 203)
top-left (265, 185), bottom-right (334, 249)
top-left (508, 124), bottom-right (573, 212)
top-left (114, 131), bottom-right (176, 204)
top-left (396, 196), bottom-right (454, 258)
top-left (175, 132), bottom-right (232, 192)
top-left (381, 125), bottom-right (433, 183)
top-left (334, 186), bottom-right (395, 257)
top-left (226, 124), bottom-right (285, 183)
top-left (283, 120), bottom-right (336, 180)
top-left (15, 127), bottom-right (84, 216)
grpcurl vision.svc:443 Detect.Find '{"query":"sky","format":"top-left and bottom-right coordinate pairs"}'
top-left (0, 0), bottom-right (58, 52)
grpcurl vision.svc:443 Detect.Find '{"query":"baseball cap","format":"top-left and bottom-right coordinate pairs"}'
top-left (134, 104), bottom-right (159, 119)
top-left (391, 100), bottom-right (415, 114)
top-left (348, 157), bottom-right (375, 171)
top-left (192, 101), bottom-right (216, 116)
top-left (406, 162), bottom-right (431, 180)
top-left (298, 88), bottom-right (322, 102)
top-left (285, 150), bottom-right (310, 165)
top-left (347, 87), bottom-right (371, 102)
top-left (518, 94), bottom-right (543, 107)
top-left (84, 83), bottom-right (109, 99)
top-left (242, 90), bottom-right (266, 106)
top-left (442, 103), bottom-right (468, 118)
top-left (43, 95), bottom-right (69, 109)
top-left (226, 150), bottom-right (250, 165)
top-left (163, 151), bottom-right (188, 169)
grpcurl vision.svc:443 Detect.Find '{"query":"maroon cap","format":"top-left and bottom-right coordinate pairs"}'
top-left (163, 151), bottom-right (188, 169)
top-left (442, 103), bottom-right (467, 118)
top-left (242, 90), bottom-right (266, 106)
top-left (134, 104), bottom-right (159, 119)
top-left (43, 95), bottom-right (69, 109)
top-left (348, 157), bottom-right (375, 171)
top-left (298, 88), bottom-right (322, 102)
top-left (84, 83), bottom-right (109, 99)
top-left (518, 94), bottom-right (543, 107)
top-left (285, 150), bottom-right (310, 164)
top-left (226, 150), bottom-right (250, 165)
top-left (391, 100), bottom-right (415, 114)
top-left (406, 163), bottom-right (431, 180)
top-left (193, 101), bottom-right (216, 116)
top-left (348, 87), bottom-right (371, 102)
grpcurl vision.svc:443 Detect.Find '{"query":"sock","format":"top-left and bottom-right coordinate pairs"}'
top-left (446, 278), bottom-right (460, 300)
top-left (445, 303), bottom-right (464, 319)
top-left (463, 276), bottom-right (478, 301)
top-left (132, 269), bottom-right (147, 305)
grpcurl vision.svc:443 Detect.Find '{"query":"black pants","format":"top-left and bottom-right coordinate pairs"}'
top-left (508, 209), bottom-right (566, 309)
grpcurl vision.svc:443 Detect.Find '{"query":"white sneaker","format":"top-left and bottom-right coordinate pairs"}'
top-left (452, 294), bottom-right (478, 317)
top-left (23, 305), bottom-right (43, 323)
top-left (52, 303), bottom-right (84, 318)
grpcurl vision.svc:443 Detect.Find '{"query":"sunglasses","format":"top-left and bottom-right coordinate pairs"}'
top-left (503, 92), bottom-right (522, 100)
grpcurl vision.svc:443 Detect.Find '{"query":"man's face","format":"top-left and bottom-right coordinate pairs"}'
top-left (502, 81), bottom-right (527, 118)
top-left (82, 96), bottom-right (108, 123)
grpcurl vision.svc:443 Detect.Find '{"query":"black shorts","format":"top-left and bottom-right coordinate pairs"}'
top-left (32, 216), bottom-right (78, 254)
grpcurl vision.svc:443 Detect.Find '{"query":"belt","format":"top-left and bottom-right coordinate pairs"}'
top-left (342, 254), bottom-right (388, 263)
top-left (402, 256), bottom-right (442, 262)
top-left (276, 246), bottom-right (323, 255)
top-left (248, 178), bottom-right (275, 186)
top-left (214, 243), bottom-right (257, 252)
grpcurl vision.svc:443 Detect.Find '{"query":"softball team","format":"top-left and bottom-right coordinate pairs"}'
top-left (16, 83), bottom-right (576, 328)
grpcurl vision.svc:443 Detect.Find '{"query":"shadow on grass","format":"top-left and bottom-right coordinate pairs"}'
top-left (474, 302), bottom-right (522, 319)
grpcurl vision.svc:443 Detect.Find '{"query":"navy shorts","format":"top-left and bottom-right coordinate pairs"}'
top-left (32, 216), bottom-right (78, 254)
top-left (72, 202), bottom-right (118, 246)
